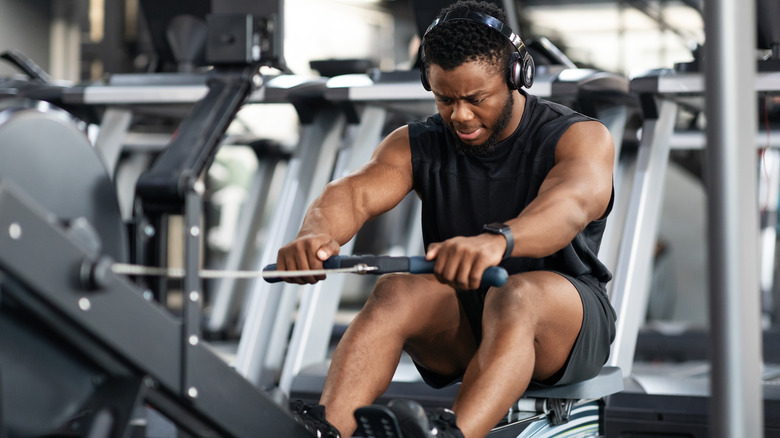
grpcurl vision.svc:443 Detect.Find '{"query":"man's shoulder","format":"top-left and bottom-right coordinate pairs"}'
top-left (408, 114), bottom-right (447, 144)
top-left (409, 113), bottom-right (445, 131)
top-left (526, 95), bottom-right (598, 140)
top-left (528, 93), bottom-right (590, 121)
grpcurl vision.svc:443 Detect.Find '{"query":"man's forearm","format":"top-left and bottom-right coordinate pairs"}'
top-left (297, 184), bottom-right (369, 246)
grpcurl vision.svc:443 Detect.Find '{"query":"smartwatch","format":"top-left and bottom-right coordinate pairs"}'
top-left (482, 222), bottom-right (514, 260)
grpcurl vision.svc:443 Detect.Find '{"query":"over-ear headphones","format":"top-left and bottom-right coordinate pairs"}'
top-left (419, 10), bottom-right (535, 91)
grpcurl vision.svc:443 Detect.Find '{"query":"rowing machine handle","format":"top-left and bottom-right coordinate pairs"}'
top-left (263, 255), bottom-right (508, 288)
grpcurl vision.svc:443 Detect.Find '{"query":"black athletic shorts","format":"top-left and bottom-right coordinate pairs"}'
top-left (413, 271), bottom-right (617, 389)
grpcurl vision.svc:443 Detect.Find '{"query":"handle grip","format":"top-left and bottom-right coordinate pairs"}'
top-left (261, 263), bottom-right (283, 283)
top-left (407, 256), bottom-right (508, 288)
top-left (262, 257), bottom-right (345, 283)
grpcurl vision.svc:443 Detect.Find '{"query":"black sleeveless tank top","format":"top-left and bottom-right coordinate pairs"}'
top-left (409, 91), bottom-right (612, 283)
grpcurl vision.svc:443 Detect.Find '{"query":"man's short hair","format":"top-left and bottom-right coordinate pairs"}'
top-left (422, 1), bottom-right (514, 81)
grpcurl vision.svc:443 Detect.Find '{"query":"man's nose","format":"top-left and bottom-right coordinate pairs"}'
top-left (451, 102), bottom-right (474, 123)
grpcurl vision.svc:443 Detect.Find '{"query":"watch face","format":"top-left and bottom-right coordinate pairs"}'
top-left (483, 222), bottom-right (513, 260)
top-left (485, 222), bottom-right (507, 232)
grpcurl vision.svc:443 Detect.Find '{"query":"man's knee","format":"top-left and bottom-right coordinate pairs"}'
top-left (486, 274), bottom-right (537, 315)
top-left (485, 271), bottom-right (576, 325)
top-left (367, 273), bottom-right (416, 309)
top-left (362, 274), bottom-right (439, 322)
top-left (365, 274), bottom-right (465, 343)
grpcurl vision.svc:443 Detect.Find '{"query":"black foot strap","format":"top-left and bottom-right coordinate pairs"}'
top-left (354, 405), bottom-right (404, 438)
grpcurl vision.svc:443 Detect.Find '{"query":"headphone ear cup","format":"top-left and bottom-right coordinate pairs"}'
top-left (419, 47), bottom-right (431, 91)
top-left (520, 53), bottom-right (535, 89)
top-left (420, 68), bottom-right (431, 91)
top-left (507, 51), bottom-right (521, 90)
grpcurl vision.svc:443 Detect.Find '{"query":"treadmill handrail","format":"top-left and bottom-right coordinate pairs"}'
top-left (135, 65), bottom-right (259, 212)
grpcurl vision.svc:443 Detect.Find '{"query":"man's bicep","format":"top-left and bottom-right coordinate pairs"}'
top-left (542, 122), bottom-right (614, 218)
top-left (345, 126), bottom-right (415, 219)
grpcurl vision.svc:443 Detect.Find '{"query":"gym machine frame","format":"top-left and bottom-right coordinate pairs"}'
top-left (0, 180), bottom-right (309, 437)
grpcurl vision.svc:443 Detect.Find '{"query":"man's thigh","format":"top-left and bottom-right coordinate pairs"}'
top-left (482, 271), bottom-right (614, 385)
top-left (483, 271), bottom-right (584, 382)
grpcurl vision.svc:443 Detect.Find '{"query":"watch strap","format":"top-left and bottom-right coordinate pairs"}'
top-left (482, 222), bottom-right (514, 260)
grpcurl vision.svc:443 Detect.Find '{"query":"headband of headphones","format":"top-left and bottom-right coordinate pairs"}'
top-left (419, 9), bottom-right (535, 91)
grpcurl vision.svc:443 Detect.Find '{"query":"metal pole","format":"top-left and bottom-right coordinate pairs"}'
top-left (704, 0), bottom-right (763, 435)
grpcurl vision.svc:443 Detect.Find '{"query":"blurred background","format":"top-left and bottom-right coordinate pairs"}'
top-left (0, 0), bottom-right (704, 81)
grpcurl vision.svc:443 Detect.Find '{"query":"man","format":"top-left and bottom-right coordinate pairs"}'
top-left (277, 1), bottom-right (616, 437)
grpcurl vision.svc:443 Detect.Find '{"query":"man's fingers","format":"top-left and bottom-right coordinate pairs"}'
top-left (275, 236), bottom-right (338, 284)
top-left (425, 243), bottom-right (440, 260)
top-left (317, 239), bottom-right (340, 261)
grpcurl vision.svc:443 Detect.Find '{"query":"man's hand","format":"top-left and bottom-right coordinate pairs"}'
top-left (276, 234), bottom-right (341, 284)
top-left (426, 233), bottom-right (506, 290)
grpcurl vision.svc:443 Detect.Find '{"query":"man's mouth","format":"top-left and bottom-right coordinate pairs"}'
top-left (455, 127), bottom-right (483, 141)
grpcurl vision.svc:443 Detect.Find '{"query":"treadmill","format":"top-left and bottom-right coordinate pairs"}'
top-left (604, 0), bottom-right (780, 433)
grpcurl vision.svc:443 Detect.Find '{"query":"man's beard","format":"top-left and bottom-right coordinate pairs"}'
top-left (450, 91), bottom-right (515, 157)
